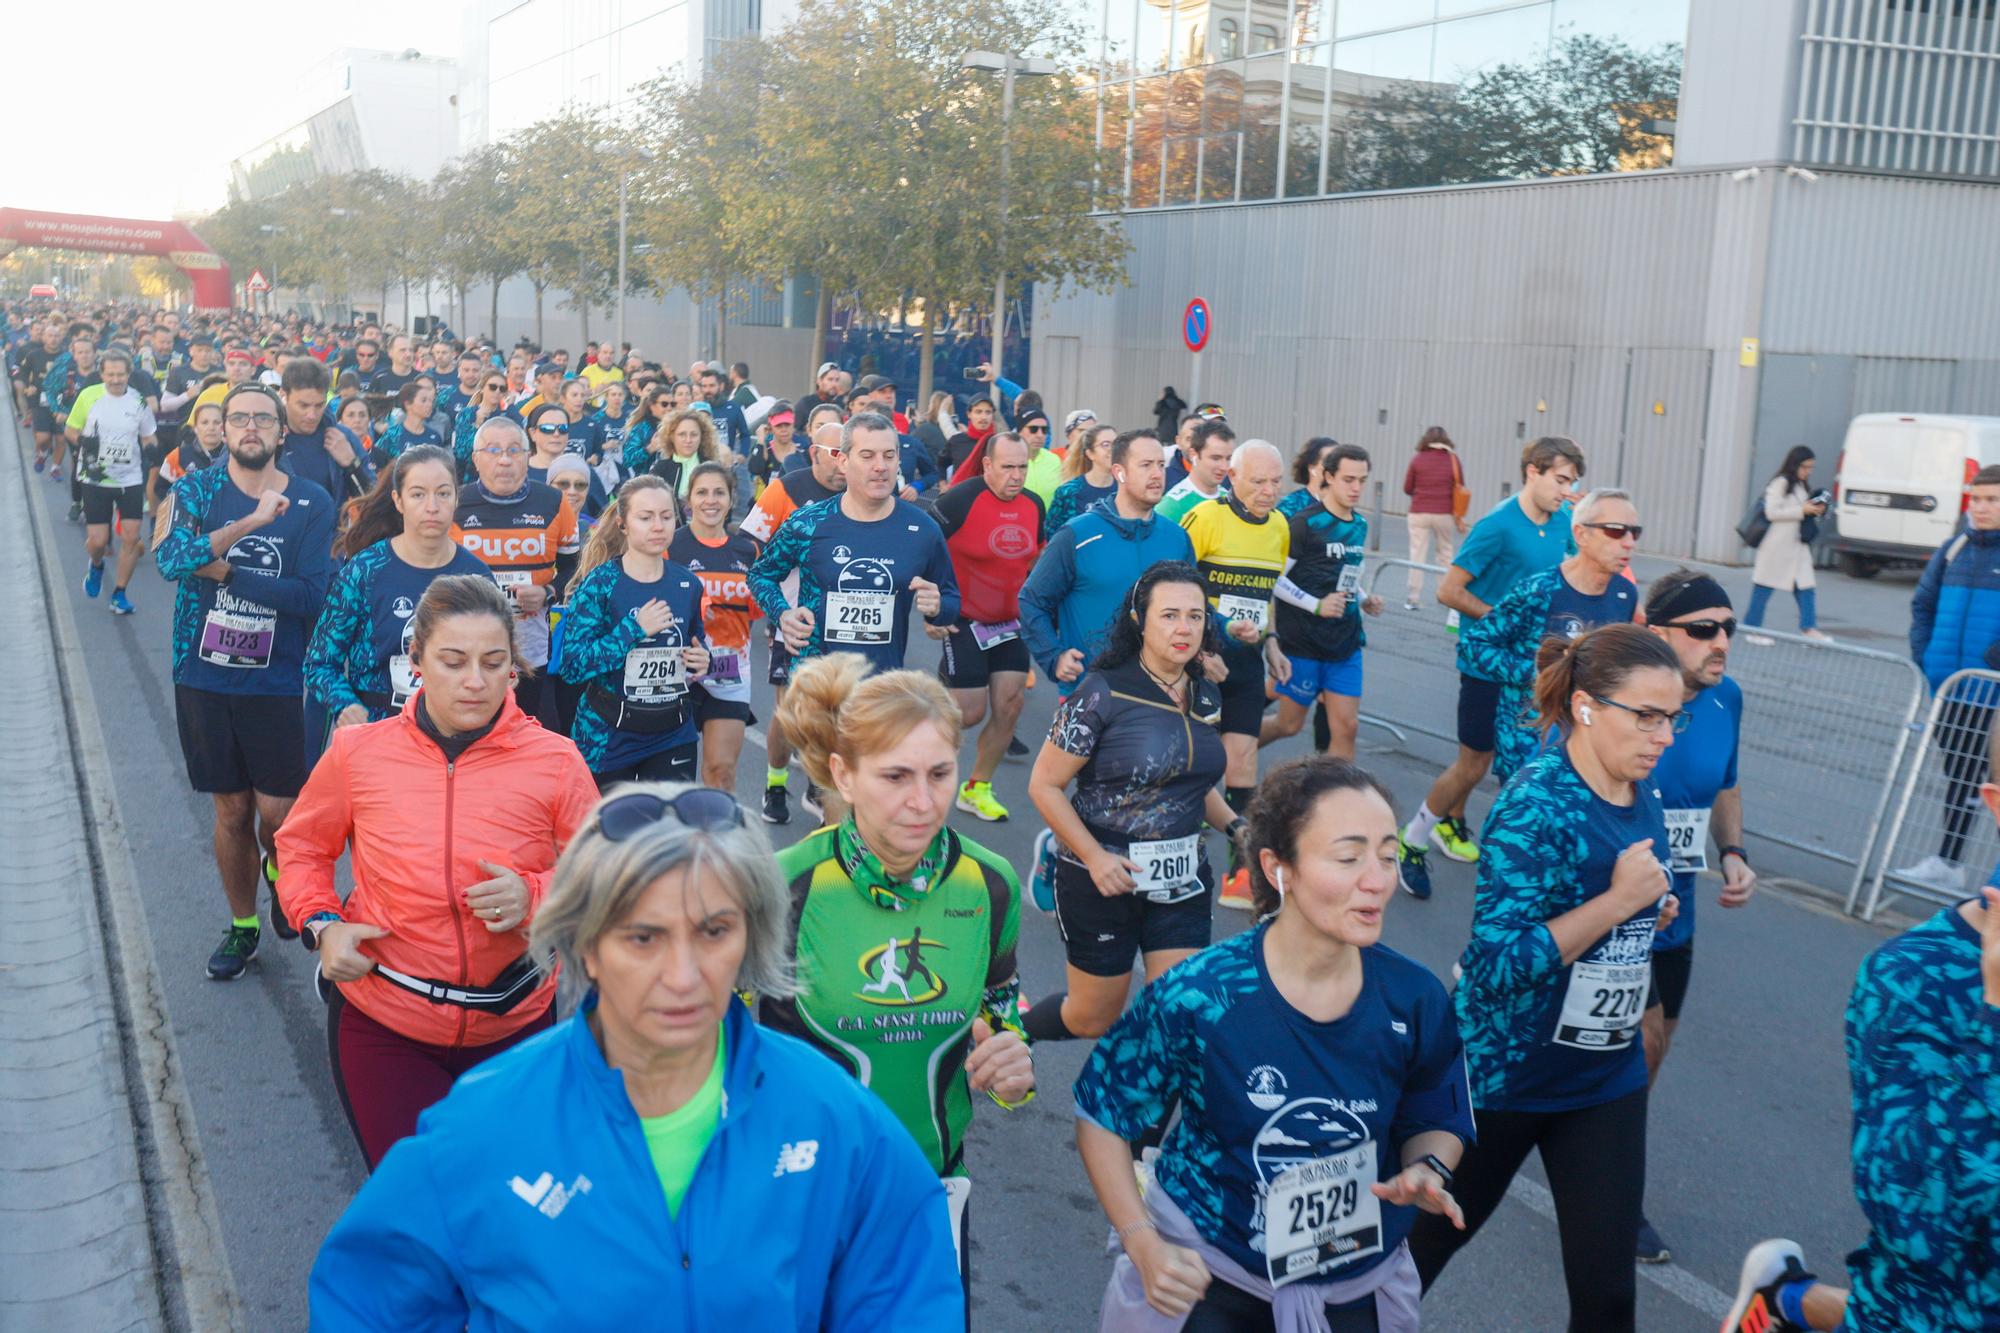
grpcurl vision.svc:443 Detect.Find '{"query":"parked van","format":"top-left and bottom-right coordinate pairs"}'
top-left (1828, 414), bottom-right (2000, 577)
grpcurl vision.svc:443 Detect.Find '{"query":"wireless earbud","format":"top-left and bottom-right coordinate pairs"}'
top-left (1579, 704), bottom-right (1594, 726)
top-left (1275, 868), bottom-right (1287, 897)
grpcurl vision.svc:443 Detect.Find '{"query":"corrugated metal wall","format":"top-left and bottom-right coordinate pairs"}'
top-left (1034, 166), bottom-right (2000, 562)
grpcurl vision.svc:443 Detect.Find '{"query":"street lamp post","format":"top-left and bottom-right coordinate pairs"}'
top-left (961, 51), bottom-right (1058, 406)
top-left (595, 142), bottom-right (656, 357)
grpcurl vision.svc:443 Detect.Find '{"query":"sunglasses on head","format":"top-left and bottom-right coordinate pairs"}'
top-left (1659, 617), bottom-right (1737, 641)
top-left (1580, 521), bottom-right (1643, 540)
top-left (595, 788), bottom-right (747, 842)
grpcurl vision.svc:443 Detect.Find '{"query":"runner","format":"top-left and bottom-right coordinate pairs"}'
top-left (593, 380), bottom-right (632, 488)
top-left (934, 432), bottom-right (1045, 823)
top-left (369, 378), bottom-right (444, 464)
top-left (305, 445), bottom-right (496, 734)
top-left (277, 357), bottom-right (372, 502)
top-left (1157, 418), bottom-right (1236, 524)
top-left (738, 419), bottom-right (848, 823)
top-left (558, 475), bottom-right (711, 789)
top-left (620, 384), bottom-right (674, 474)
top-left (44, 330), bottom-right (99, 514)
top-left (1015, 409), bottom-right (1065, 507)
top-left (1021, 430), bottom-right (1194, 698)
top-left (1265, 443), bottom-right (1384, 760)
top-left (1279, 436), bottom-right (1340, 519)
top-left (1181, 440), bottom-right (1291, 910)
top-left (153, 383), bottom-right (336, 978)
top-left (17, 320), bottom-right (65, 469)
top-left (154, 401), bottom-right (225, 512)
top-left (1407, 623), bottom-right (1684, 1333)
top-left (1046, 422), bottom-right (1118, 532)
top-left (1447, 486), bottom-right (1642, 801)
top-left (765, 656), bottom-right (1034, 1296)
top-left (525, 403), bottom-right (607, 515)
top-left (1022, 563), bottom-right (1242, 1042)
top-left (160, 337), bottom-right (220, 456)
top-left (452, 416), bottom-right (580, 728)
top-left (453, 369), bottom-right (510, 480)
top-left (309, 781), bottom-right (962, 1328)
top-left (747, 412), bottom-right (959, 676)
top-left (669, 463), bottom-right (762, 790)
top-left (1075, 754), bottom-right (1473, 1329)
top-left (650, 407), bottom-right (725, 512)
top-left (1635, 569), bottom-right (1753, 1265)
top-left (1721, 828), bottom-right (1999, 1331)
top-left (1395, 436), bottom-right (1585, 898)
top-left (67, 348), bottom-right (157, 616)
top-left (278, 574), bottom-right (596, 1170)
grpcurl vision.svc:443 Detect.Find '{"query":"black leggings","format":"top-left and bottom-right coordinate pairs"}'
top-left (1934, 698), bottom-right (1994, 863)
top-left (1181, 1276), bottom-right (1379, 1332)
top-left (1408, 1089), bottom-right (1647, 1333)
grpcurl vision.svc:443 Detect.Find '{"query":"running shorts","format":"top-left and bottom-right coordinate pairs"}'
top-left (82, 483), bottom-right (146, 526)
top-left (693, 691), bottom-right (756, 728)
top-left (173, 684), bottom-right (309, 797)
top-left (1052, 853), bottom-right (1213, 976)
top-left (1275, 651), bottom-right (1364, 706)
top-left (1216, 639), bottom-right (1267, 737)
top-left (1646, 943), bottom-right (1694, 1021)
top-left (1455, 672), bottom-right (1504, 753)
top-left (939, 626), bottom-right (1031, 690)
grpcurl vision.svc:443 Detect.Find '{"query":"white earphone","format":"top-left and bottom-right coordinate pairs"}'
top-left (1275, 868), bottom-right (1287, 897)
top-left (1579, 703), bottom-right (1594, 726)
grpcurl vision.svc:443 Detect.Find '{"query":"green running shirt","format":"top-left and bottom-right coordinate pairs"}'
top-left (762, 823), bottom-right (1026, 1176)
top-left (638, 1025), bottom-right (725, 1218)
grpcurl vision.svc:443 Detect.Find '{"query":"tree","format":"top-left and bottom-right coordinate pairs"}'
top-left (436, 145), bottom-right (526, 341)
top-left (493, 109), bottom-right (629, 346)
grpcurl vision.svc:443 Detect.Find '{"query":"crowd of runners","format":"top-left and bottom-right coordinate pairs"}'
top-left (6, 297), bottom-right (1995, 1333)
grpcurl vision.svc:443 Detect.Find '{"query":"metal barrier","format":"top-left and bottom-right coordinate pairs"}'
top-left (1859, 667), bottom-right (2000, 921)
top-left (1353, 558), bottom-right (1930, 908)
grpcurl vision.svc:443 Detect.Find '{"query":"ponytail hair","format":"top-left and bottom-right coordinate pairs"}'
top-left (775, 654), bottom-right (964, 826)
top-left (336, 445), bottom-right (457, 559)
top-left (567, 473), bottom-right (672, 597)
top-left (1531, 622), bottom-right (1683, 737)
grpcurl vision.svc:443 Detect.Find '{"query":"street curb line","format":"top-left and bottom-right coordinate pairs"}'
top-left (12, 413), bottom-right (244, 1332)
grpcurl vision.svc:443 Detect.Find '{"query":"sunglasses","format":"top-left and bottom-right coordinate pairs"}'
top-left (1659, 617), bottom-right (1737, 641)
top-left (1023, 425), bottom-right (1048, 434)
top-left (534, 422), bottom-right (569, 435)
top-left (1579, 522), bottom-right (1643, 540)
top-left (595, 788), bottom-right (746, 842)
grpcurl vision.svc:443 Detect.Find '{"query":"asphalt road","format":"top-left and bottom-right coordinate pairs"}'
top-left (31, 470), bottom-right (1899, 1331)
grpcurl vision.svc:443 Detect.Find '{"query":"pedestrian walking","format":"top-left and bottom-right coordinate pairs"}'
top-left (1745, 446), bottom-right (1829, 638)
top-left (1401, 426), bottom-right (1467, 610)
top-left (1153, 385), bottom-right (1187, 440)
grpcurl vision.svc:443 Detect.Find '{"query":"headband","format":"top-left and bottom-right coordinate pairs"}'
top-left (1646, 573), bottom-right (1731, 625)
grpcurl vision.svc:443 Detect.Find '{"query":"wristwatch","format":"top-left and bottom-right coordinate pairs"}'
top-left (1226, 817), bottom-right (1250, 842)
top-left (301, 912), bottom-right (343, 952)
top-left (1718, 844), bottom-right (1749, 865)
top-left (1417, 1153), bottom-right (1456, 1190)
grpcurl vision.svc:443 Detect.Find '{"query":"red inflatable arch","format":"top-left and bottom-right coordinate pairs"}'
top-left (0, 208), bottom-right (233, 311)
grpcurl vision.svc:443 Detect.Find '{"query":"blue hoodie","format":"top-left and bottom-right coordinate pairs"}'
top-left (310, 997), bottom-right (964, 1332)
top-left (1020, 497), bottom-right (1195, 689)
top-left (1910, 522), bottom-right (2000, 704)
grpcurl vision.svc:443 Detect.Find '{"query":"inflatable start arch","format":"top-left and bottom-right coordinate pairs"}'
top-left (0, 208), bottom-right (233, 311)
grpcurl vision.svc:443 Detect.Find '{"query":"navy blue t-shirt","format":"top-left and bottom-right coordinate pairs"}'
top-left (1075, 925), bottom-right (1474, 1287)
top-left (1542, 570), bottom-right (1637, 641)
top-left (562, 561), bottom-right (708, 773)
top-left (1650, 676), bottom-right (1742, 952)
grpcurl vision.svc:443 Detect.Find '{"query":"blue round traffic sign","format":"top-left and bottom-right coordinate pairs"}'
top-left (1183, 298), bottom-right (1210, 353)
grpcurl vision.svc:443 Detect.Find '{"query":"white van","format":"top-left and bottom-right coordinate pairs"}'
top-left (1829, 414), bottom-right (2000, 578)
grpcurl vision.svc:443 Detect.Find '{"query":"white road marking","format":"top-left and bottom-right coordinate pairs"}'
top-left (1504, 1176), bottom-right (1732, 1321)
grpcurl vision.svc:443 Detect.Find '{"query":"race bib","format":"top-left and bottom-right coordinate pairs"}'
top-left (199, 608), bottom-right (275, 669)
top-left (825, 590), bottom-right (893, 645)
top-left (1217, 593), bottom-right (1270, 632)
top-left (1129, 834), bottom-right (1200, 902)
top-left (623, 645), bottom-right (686, 701)
top-left (970, 619), bottom-right (1021, 651)
top-left (1263, 1140), bottom-right (1384, 1287)
top-left (1335, 563), bottom-right (1363, 595)
top-left (494, 568), bottom-right (532, 603)
top-left (1554, 959), bottom-right (1651, 1050)
top-left (389, 654), bottom-right (418, 706)
top-left (704, 647), bottom-right (742, 682)
top-left (943, 1176), bottom-right (972, 1266)
top-left (1663, 808), bottom-right (1710, 874)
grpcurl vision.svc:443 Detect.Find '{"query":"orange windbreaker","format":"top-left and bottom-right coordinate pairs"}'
top-left (275, 692), bottom-right (599, 1048)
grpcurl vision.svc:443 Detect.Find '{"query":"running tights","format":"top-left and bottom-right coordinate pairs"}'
top-left (326, 988), bottom-right (552, 1170)
top-left (1932, 699), bottom-right (1994, 864)
top-left (1408, 1089), bottom-right (1647, 1333)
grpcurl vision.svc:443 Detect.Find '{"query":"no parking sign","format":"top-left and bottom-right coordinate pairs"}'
top-left (1182, 298), bottom-right (1210, 352)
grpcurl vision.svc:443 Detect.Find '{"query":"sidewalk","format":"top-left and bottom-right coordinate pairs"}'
top-left (0, 417), bottom-right (162, 1325)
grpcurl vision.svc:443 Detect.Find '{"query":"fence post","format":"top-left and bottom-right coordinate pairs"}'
top-left (1369, 480), bottom-right (1384, 551)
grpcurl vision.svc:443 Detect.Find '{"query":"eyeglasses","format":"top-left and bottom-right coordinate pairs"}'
top-left (1658, 617), bottom-right (1737, 641)
top-left (1589, 693), bottom-right (1689, 733)
top-left (595, 788), bottom-right (746, 842)
top-left (476, 446), bottom-right (529, 459)
top-left (225, 412), bottom-right (280, 428)
top-left (1580, 522), bottom-right (1643, 541)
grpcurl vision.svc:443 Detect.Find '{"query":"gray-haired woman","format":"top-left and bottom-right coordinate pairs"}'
top-left (310, 783), bottom-right (964, 1332)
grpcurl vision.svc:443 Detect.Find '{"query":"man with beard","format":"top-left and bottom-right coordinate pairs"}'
top-left (1634, 568), bottom-right (1755, 1265)
top-left (154, 384), bottom-right (336, 980)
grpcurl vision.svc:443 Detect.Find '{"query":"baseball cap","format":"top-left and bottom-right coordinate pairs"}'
top-left (532, 358), bottom-right (561, 379)
top-left (815, 361), bottom-right (841, 378)
top-left (1193, 402), bottom-right (1227, 421)
top-left (857, 374), bottom-right (895, 393)
top-left (1063, 408), bottom-right (1098, 433)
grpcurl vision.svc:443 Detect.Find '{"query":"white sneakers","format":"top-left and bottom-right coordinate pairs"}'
top-left (1890, 853), bottom-right (1967, 894)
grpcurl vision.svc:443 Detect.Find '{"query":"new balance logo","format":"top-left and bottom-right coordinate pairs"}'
top-left (774, 1141), bottom-right (820, 1177)
top-left (510, 1170), bottom-right (593, 1219)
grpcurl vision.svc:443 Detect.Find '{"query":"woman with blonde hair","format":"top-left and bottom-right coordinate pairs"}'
top-left (766, 653), bottom-right (1034, 1301)
top-left (559, 476), bottom-right (711, 789)
top-left (650, 407), bottom-right (722, 510)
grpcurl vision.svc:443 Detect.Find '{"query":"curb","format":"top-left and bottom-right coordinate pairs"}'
top-left (11, 409), bottom-right (244, 1332)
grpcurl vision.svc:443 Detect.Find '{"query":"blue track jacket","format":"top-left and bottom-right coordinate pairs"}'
top-left (1020, 498), bottom-right (1195, 686)
top-left (310, 996), bottom-right (964, 1331)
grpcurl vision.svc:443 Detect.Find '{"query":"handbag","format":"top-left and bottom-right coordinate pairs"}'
top-left (1449, 451), bottom-right (1471, 520)
top-left (1736, 497), bottom-right (1770, 548)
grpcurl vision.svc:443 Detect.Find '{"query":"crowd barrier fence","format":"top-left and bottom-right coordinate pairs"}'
top-left (1859, 667), bottom-right (2000, 921)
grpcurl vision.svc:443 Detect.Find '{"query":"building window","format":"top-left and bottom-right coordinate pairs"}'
top-left (1249, 22), bottom-right (1281, 53)
top-left (1217, 17), bottom-right (1241, 59)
